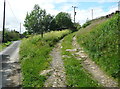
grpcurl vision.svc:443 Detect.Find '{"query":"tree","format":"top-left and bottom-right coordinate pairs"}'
top-left (4, 29), bottom-right (20, 42)
top-left (43, 14), bottom-right (54, 32)
top-left (24, 4), bottom-right (52, 37)
top-left (49, 18), bottom-right (58, 31)
top-left (55, 12), bottom-right (73, 30)
top-left (24, 8), bottom-right (40, 34)
top-left (73, 22), bottom-right (81, 30)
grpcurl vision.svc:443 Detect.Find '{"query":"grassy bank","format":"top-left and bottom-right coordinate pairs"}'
top-left (20, 30), bottom-right (71, 87)
top-left (61, 33), bottom-right (100, 87)
top-left (76, 14), bottom-right (119, 80)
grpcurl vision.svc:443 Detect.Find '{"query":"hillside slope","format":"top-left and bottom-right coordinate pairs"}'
top-left (76, 14), bottom-right (119, 81)
top-left (20, 30), bottom-right (71, 87)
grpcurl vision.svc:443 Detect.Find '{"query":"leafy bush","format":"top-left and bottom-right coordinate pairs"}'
top-left (0, 41), bottom-right (12, 51)
top-left (76, 14), bottom-right (119, 80)
top-left (72, 22), bottom-right (81, 31)
top-left (0, 30), bottom-right (20, 42)
top-left (4, 30), bottom-right (20, 42)
top-left (55, 12), bottom-right (73, 29)
top-left (20, 30), bottom-right (71, 87)
top-left (4, 41), bottom-right (11, 46)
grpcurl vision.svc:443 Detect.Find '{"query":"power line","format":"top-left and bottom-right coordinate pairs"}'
top-left (6, 0), bottom-right (23, 33)
top-left (6, 0), bottom-right (20, 24)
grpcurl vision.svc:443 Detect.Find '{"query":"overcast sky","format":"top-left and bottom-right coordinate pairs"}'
top-left (0, 0), bottom-right (119, 33)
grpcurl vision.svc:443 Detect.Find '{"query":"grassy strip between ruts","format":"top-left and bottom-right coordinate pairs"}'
top-left (20, 30), bottom-right (71, 87)
top-left (61, 32), bottom-right (101, 87)
top-left (76, 14), bottom-right (119, 81)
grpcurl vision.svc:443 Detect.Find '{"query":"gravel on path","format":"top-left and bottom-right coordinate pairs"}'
top-left (44, 40), bottom-right (66, 87)
top-left (72, 36), bottom-right (118, 87)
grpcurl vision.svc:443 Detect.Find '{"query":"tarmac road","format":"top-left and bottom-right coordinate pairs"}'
top-left (0, 41), bottom-right (21, 88)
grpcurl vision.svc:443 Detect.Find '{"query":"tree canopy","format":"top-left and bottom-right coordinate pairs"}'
top-left (55, 12), bottom-right (73, 29)
top-left (24, 4), bottom-right (53, 37)
top-left (0, 29), bottom-right (20, 42)
top-left (24, 4), bottom-right (78, 37)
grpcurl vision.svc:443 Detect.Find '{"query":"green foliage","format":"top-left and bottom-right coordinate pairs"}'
top-left (43, 14), bottom-right (54, 32)
top-left (24, 5), bottom-right (75, 35)
top-left (0, 29), bottom-right (19, 51)
top-left (24, 4), bottom-right (54, 37)
top-left (0, 44), bottom-right (4, 51)
top-left (49, 18), bottom-right (58, 31)
top-left (0, 41), bottom-right (12, 51)
top-left (55, 12), bottom-right (74, 29)
top-left (61, 33), bottom-right (100, 87)
top-left (22, 31), bottom-right (29, 38)
top-left (4, 41), bottom-right (11, 46)
top-left (82, 20), bottom-right (91, 28)
top-left (3, 29), bottom-right (20, 42)
top-left (76, 14), bottom-right (119, 80)
top-left (20, 30), bottom-right (71, 87)
top-left (73, 22), bottom-right (81, 31)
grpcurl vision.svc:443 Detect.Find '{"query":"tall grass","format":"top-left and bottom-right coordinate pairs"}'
top-left (20, 30), bottom-right (71, 87)
top-left (76, 14), bottom-right (119, 80)
top-left (61, 33), bottom-right (100, 87)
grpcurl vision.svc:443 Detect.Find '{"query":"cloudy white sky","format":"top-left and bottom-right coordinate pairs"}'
top-left (0, 0), bottom-right (119, 33)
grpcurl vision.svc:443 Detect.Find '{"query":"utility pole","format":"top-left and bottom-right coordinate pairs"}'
top-left (20, 23), bottom-right (21, 34)
top-left (20, 23), bottom-right (21, 38)
top-left (72, 6), bottom-right (78, 23)
top-left (92, 9), bottom-right (93, 20)
top-left (2, 0), bottom-right (6, 43)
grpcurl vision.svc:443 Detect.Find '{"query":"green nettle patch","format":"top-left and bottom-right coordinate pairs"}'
top-left (61, 33), bottom-right (100, 87)
top-left (0, 41), bottom-right (12, 51)
top-left (76, 14), bottom-right (119, 80)
top-left (20, 30), bottom-right (71, 87)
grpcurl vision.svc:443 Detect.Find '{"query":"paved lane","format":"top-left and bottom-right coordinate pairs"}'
top-left (0, 41), bottom-right (21, 88)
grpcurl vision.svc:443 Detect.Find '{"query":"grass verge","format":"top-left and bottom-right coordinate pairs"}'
top-left (20, 30), bottom-right (71, 87)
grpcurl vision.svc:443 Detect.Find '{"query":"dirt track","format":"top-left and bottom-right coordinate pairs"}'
top-left (72, 36), bottom-right (118, 87)
top-left (44, 40), bottom-right (66, 87)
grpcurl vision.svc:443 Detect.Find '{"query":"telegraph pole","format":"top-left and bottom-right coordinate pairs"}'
top-left (72, 6), bottom-right (78, 23)
top-left (20, 23), bottom-right (21, 34)
top-left (92, 9), bottom-right (93, 20)
top-left (2, 0), bottom-right (6, 43)
top-left (20, 23), bottom-right (22, 38)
